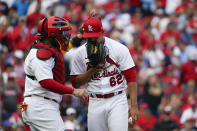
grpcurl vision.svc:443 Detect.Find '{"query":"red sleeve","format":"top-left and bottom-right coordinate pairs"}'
top-left (39, 79), bottom-right (74, 94)
top-left (70, 75), bottom-right (77, 88)
top-left (123, 67), bottom-right (137, 83)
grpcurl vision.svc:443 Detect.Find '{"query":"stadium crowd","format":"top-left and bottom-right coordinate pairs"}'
top-left (0, 0), bottom-right (197, 131)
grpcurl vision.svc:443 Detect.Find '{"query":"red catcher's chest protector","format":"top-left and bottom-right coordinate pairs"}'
top-left (34, 43), bottom-right (65, 84)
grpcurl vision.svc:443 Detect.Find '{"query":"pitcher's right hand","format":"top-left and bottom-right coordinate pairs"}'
top-left (73, 88), bottom-right (89, 101)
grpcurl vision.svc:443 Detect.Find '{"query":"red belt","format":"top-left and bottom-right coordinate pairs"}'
top-left (90, 91), bottom-right (123, 99)
top-left (25, 95), bottom-right (58, 103)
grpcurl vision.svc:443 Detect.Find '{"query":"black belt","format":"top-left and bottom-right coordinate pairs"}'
top-left (90, 91), bottom-right (123, 99)
top-left (25, 95), bottom-right (58, 103)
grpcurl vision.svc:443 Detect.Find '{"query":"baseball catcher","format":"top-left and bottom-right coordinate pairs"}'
top-left (20, 16), bottom-right (88, 131)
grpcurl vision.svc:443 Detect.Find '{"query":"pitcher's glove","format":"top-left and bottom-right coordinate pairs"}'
top-left (86, 41), bottom-right (106, 69)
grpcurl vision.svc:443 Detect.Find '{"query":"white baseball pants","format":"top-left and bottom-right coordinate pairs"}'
top-left (22, 96), bottom-right (66, 131)
top-left (88, 92), bottom-right (128, 131)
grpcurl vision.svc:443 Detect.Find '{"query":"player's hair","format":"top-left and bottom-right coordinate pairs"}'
top-left (35, 37), bottom-right (59, 48)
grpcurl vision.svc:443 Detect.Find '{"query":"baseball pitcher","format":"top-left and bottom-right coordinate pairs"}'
top-left (70, 17), bottom-right (139, 131)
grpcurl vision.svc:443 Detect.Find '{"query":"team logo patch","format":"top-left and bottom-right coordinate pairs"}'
top-left (88, 25), bottom-right (93, 31)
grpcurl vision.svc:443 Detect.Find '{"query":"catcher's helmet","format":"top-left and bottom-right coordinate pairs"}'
top-left (38, 16), bottom-right (71, 37)
top-left (36, 16), bottom-right (72, 54)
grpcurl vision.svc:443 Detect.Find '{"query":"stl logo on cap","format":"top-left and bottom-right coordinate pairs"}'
top-left (83, 17), bottom-right (103, 38)
top-left (88, 25), bottom-right (93, 31)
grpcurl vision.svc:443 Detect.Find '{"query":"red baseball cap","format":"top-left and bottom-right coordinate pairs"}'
top-left (83, 17), bottom-right (103, 38)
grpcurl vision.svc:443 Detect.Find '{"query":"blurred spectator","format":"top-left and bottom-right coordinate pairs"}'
top-left (0, 1), bottom-right (9, 16)
top-left (1, 0), bottom-right (14, 8)
top-left (180, 99), bottom-right (197, 127)
top-left (131, 8), bottom-right (145, 28)
top-left (175, 5), bottom-right (187, 31)
top-left (151, 8), bottom-right (170, 40)
top-left (0, 49), bottom-right (9, 75)
top-left (12, 16), bottom-right (33, 50)
top-left (141, 0), bottom-right (155, 16)
top-left (160, 22), bottom-right (182, 55)
top-left (167, 94), bottom-right (182, 118)
top-left (162, 65), bottom-right (181, 95)
top-left (12, 0), bottom-right (30, 17)
top-left (8, 6), bottom-right (19, 27)
top-left (180, 117), bottom-right (197, 131)
top-left (1, 75), bottom-right (19, 121)
top-left (13, 50), bottom-right (25, 80)
top-left (134, 102), bottom-right (157, 131)
top-left (186, 9), bottom-right (197, 46)
top-left (144, 75), bottom-right (163, 116)
top-left (138, 23), bottom-right (156, 50)
top-left (158, 93), bottom-right (182, 126)
top-left (1, 64), bottom-right (16, 85)
top-left (127, 0), bottom-right (141, 15)
top-left (8, 111), bottom-right (24, 130)
top-left (2, 120), bottom-right (14, 131)
top-left (0, 15), bottom-right (14, 51)
top-left (143, 41), bottom-right (164, 71)
top-left (153, 106), bottom-right (179, 131)
top-left (69, 9), bottom-right (82, 29)
top-left (165, 0), bottom-right (181, 15)
top-left (182, 80), bottom-right (196, 108)
top-left (129, 39), bottom-right (145, 71)
top-left (162, 45), bottom-right (181, 67)
top-left (179, 43), bottom-right (197, 64)
top-left (38, 0), bottom-right (60, 16)
top-left (78, 103), bottom-right (88, 131)
top-left (180, 50), bottom-right (197, 83)
top-left (27, 1), bottom-right (45, 29)
top-left (64, 107), bottom-right (81, 131)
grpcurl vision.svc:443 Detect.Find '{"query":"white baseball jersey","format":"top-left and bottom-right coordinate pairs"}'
top-left (24, 48), bottom-right (62, 103)
top-left (71, 37), bottom-right (135, 94)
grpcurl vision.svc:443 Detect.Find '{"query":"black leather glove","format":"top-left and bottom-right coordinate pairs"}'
top-left (86, 41), bottom-right (106, 69)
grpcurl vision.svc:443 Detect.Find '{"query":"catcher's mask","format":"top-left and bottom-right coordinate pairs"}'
top-left (36, 16), bottom-right (72, 54)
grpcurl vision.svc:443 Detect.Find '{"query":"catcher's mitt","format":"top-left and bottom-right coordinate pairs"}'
top-left (86, 41), bottom-right (106, 69)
